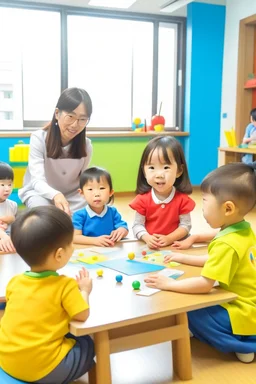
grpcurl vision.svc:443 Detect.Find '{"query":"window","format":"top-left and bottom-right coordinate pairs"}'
top-left (68, 16), bottom-right (153, 128)
top-left (0, 6), bottom-right (60, 130)
top-left (158, 23), bottom-right (178, 129)
top-left (0, 3), bottom-right (185, 131)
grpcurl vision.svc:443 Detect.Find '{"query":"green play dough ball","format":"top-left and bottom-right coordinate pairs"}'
top-left (132, 280), bottom-right (141, 290)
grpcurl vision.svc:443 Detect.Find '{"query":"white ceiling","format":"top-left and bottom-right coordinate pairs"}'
top-left (13, 0), bottom-right (226, 17)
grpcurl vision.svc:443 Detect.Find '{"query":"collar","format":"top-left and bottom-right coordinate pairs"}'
top-left (214, 221), bottom-right (250, 240)
top-left (151, 186), bottom-right (176, 205)
top-left (86, 204), bottom-right (108, 218)
top-left (24, 270), bottom-right (59, 278)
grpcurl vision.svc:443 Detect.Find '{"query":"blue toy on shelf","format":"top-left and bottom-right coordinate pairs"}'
top-left (0, 368), bottom-right (27, 383)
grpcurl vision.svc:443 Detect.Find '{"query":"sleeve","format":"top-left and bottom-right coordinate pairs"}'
top-left (178, 213), bottom-right (191, 233)
top-left (179, 195), bottom-right (196, 215)
top-left (5, 275), bottom-right (19, 302)
top-left (112, 208), bottom-right (128, 230)
top-left (28, 132), bottom-right (60, 200)
top-left (129, 194), bottom-right (147, 216)
top-left (243, 124), bottom-right (252, 139)
top-left (82, 138), bottom-right (93, 172)
top-left (132, 211), bottom-right (148, 239)
top-left (72, 209), bottom-right (86, 231)
top-left (201, 241), bottom-right (239, 285)
top-left (61, 278), bottom-right (89, 318)
top-left (7, 200), bottom-right (17, 216)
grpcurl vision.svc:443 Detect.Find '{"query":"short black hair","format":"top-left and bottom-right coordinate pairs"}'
top-left (136, 136), bottom-right (192, 195)
top-left (251, 108), bottom-right (256, 122)
top-left (201, 162), bottom-right (256, 214)
top-left (80, 167), bottom-right (114, 204)
top-left (0, 162), bottom-right (14, 180)
top-left (11, 206), bottom-right (74, 267)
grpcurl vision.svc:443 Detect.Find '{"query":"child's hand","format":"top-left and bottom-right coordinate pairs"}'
top-left (171, 236), bottom-right (195, 250)
top-left (76, 267), bottom-right (92, 294)
top-left (109, 227), bottom-right (128, 242)
top-left (142, 234), bottom-right (159, 249)
top-left (93, 235), bottom-right (115, 247)
top-left (153, 234), bottom-right (172, 247)
top-left (164, 252), bottom-right (186, 264)
top-left (0, 236), bottom-right (16, 253)
top-left (144, 274), bottom-right (173, 290)
top-left (0, 221), bottom-right (8, 231)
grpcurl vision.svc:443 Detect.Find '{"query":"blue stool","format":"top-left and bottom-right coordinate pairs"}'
top-left (0, 303), bottom-right (6, 310)
top-left (0, 368), bottom-right (27, 383)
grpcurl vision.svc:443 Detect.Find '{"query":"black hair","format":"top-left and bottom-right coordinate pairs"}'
top-left (11, 206), bottom-right (74, 267)
top-left (201, 162), bottom-right (256, 214)
top-left (250, 108), bottom-right (256, 122)
top-left (45, 87), bottom-right (93, 159)
top-left (80, 167), bottom-right (114, 204)
top-left (136, 136), bottom-right (192, 195)
top-left (0, 162), bottom-right (14, 180)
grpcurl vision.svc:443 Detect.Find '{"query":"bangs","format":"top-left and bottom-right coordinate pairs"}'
top-left (146, 146), bottom-right (172, 164)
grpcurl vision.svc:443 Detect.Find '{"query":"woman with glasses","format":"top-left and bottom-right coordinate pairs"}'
top-left (19, 87), bottom-right (93, 215)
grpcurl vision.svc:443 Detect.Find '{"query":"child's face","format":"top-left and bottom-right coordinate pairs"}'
top-left (80, 177), bottom-right (113, 213)
top-left (0, 179), bottom-right (13, 202)
top-left (143, 148), bottom-right (183, 199)
top-left (250, 117), bottom-right (256, 127)
top-left (202, 193), bottom-right (226, 228)
top-left (59, 241), bottom-right (74, 268)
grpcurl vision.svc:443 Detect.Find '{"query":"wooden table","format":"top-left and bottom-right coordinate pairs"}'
top-left (0, 242), bottom-right (237, 383)
top-left (218, 146), bottom-right (256, 166)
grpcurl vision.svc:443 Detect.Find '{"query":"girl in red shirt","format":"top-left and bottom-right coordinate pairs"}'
top-left (130, 136), bottom-right (195, 249)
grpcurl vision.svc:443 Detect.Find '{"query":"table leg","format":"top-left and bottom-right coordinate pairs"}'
top-left (94, 330), bottom-right (112, 384)
top-left (88, 363), bottom-right (96, 384)
top-left (172, 312), bottom-right (192, 380)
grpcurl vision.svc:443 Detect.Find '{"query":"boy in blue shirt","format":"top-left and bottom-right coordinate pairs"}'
top-left (242, 108), bottom-right (256, 163)
top-left (73, 167), bottom-right (128, 246)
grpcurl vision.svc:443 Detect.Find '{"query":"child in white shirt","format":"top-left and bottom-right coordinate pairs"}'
top-left (0, 162), bottom-right (17, 253)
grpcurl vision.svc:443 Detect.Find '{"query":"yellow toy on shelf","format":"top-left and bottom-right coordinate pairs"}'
top-left (224, 127), bottom-right (237, 147)
top-left (9, 140), bottom-right (30, 162)
top-left (9, 141), bottom-right (30, 190)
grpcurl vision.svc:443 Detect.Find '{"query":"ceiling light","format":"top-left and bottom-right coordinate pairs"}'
top-left (161, 0), bottom-right (194, 13)
top-left (89, 0), bottom-right (137, 9)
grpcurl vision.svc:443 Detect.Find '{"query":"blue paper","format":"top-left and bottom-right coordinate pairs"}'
top-left (98, 259), bottom-right (165, 275)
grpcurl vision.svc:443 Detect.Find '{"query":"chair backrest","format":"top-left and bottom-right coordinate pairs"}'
top-left (0, 368), bottom-right (27, 383)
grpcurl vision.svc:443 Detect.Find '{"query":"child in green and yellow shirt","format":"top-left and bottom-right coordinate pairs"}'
top-left (145, 162), bottom-right (256, 363)
top-left (0, 206), bottom-right (94, 383)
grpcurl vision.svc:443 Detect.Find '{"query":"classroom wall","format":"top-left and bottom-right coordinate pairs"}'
top-left (221, 0), bottom-right (256, 145)
top-left (0, 136), bottom-right (183, 204)
top-left (184, 2), bottom-right (225, 185)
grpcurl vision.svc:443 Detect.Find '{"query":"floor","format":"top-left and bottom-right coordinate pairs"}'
top-left (72, 189), bottom-right (256, 384)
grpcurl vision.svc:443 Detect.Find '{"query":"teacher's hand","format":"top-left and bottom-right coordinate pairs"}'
top-left (53, 193), bottom-right (71, 216)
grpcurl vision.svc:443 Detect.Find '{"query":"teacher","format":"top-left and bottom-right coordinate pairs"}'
top-left (19, 87), bottom-right (93, 215)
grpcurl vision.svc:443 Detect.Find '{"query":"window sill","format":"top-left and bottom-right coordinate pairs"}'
top-left (0, 130), bottom-right (189, 138)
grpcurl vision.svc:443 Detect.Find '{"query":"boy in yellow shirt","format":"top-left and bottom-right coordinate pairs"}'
top-left (145, 162), bottom-right (256, 363)
top-left (0, 206), bottom-right (94, 383)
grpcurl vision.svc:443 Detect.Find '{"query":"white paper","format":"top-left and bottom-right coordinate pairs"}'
top-left (136, 287), bottom-right (160, 296)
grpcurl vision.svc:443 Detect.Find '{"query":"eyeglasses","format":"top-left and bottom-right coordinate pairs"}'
top-left (63, 113), bottom-right (90, 128)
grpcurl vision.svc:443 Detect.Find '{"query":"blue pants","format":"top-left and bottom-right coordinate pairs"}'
top-left (34, 334), bottom-right (94, 384)
top-left (188, 305), bottom-right (256, 354)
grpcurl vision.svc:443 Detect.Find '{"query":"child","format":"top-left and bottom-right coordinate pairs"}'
top-left (0, 206), bottom-right (95, 383)
top-left (0, 162), bottom-right (17, 253)
top-left (171, 230), bottom-right (218, 250)
top-left (73, 166), bottom-right (128, 246)
top-left (129, 136), bottom-right (195, 249)
top-left (242, 108), bottom-right (256, 164)
top-left (145, 162), bottom-right (256, 363)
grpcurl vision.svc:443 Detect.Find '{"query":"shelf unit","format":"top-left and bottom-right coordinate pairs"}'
top-left (236, 14), bottom-right (256, 143)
